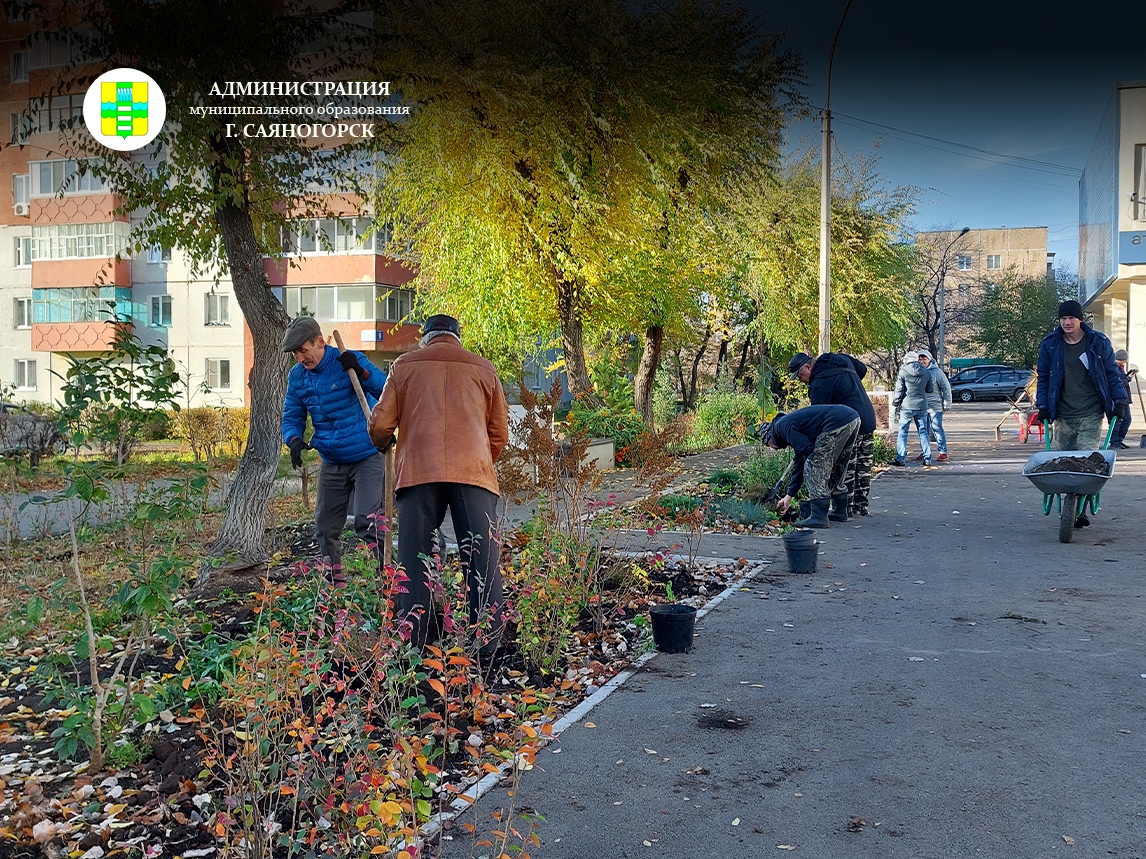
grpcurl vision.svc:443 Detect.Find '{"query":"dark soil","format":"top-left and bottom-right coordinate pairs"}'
top-left (1030, 452), bottom-right (1111, 476)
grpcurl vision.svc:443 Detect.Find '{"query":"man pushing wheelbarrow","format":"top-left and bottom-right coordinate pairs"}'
top-left (1030, 300), bottom-right (1128, 532)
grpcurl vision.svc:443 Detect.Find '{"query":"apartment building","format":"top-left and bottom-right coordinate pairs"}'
top-left (914, 226), bottom-right (1051, 357)
top-left (1080, 81), bottom-right (1146, 367)
top-left (2, 22), bottom-right (418, 409)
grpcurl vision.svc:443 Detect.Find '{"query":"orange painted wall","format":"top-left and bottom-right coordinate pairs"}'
top-left (31, 257), bottom-right (131, 289)
top-left (32, 321), bottom-right (122, 352)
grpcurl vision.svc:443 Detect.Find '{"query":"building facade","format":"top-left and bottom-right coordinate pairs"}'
top-left (914, 226), bottom-right (1051, 361)
top-left (2, 22), bottom-right (418, 410)
top-left (1080, 81), bottom-right (1146, 370)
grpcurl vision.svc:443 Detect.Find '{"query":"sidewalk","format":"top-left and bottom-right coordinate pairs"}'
top-left (442, 404), bottom-right (1146, 858)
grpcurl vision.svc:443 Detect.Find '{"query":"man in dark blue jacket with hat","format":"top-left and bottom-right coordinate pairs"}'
top-left (789, 351), bottom-right (878, 516)
top-left (281, 316), bottom-right (387, 568)
top-left (759, 404), bottom-right (860, 528)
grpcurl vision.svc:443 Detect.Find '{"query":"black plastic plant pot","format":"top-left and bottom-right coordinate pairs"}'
top-left (782, 528), bottom-right (818, 574)
top-left (650, 603), bottom-right (698, 653)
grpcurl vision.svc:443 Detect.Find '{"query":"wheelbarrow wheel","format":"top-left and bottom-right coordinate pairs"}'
top-left (1059, 493), bottom-right (1078, 543)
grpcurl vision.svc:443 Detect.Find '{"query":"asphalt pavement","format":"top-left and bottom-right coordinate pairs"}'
top-left (441, 403), bottom-right (1146, 859)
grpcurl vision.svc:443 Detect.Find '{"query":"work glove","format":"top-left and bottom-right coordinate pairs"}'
top-left (288, 436), bottom-right (311, 469)
top-left (1036, 409), bottom-right (1050, 425)
top-left (337, 351), bottom-right (366, 379)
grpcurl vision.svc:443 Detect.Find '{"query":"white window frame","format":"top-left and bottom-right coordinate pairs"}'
top-left (27, 94), bottom-right (84, 134)
top-left (13, 173), bottom-right (30, 206)
top-left (31, 159), bottom-right (105, 197)
top-left (14, 297), bottom-right (32, 329)
top-left (14, 359), bottom-right (36, 390)
top-left (11, 51), bottom-right (28, 84)
top-left (986, 254), bottom-right (1002, 270)
top-left (28, 30), bottom-right (90, 69)
top-left (30, 222), bottom-right (130, 260)
top-left (13, 236), bottom-right (32, 267)
top-left (147, 245), bottom-right (172, 264)
top-left (205, 358), bottom-right (231, 391)
top-left (282, 216), bottom-right (381, 256)
top-left (150, 295), bottom-right (172, 328)
top-left (956, 254), bottom-right (972, 271)
top-left (204, 293), bottom-right (231, 326)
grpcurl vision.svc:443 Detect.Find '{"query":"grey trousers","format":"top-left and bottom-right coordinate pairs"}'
top-left (315, 452), bottom-right (384, 566)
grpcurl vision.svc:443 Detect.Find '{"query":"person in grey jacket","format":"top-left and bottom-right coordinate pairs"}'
top-left (892, 351), bottom-right (933, 466)
top-left (918, 350), bottom-right (952, 461)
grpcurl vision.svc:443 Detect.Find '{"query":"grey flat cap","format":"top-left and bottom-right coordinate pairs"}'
top-left (281, 316), bottom-right (322, 352)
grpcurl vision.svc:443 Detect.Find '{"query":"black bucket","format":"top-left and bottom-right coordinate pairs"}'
top-left (783, 528), bottom-right (818, 574)
top-left (650, 604), bottom-right (698, 653)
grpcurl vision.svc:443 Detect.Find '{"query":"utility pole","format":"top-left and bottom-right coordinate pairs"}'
top-left (818, 0), bottom-right (854, 356)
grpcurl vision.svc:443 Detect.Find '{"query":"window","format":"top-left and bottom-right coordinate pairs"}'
top-left (205, 293), bottom-right (231, 326)
top-left (27, 94), bottom-right (84, 134)
top-left (13, 359), bottom-right (36, 390)
top-left (205, 358), bottom-right (231, 391)
top-left (956, 254), bottom-right (972, 271)
top-left (1134, 144), bottom-right (1146, 221)
top-left (9, 112), bottom-right (29, 144)
top-left (28, 30), bottom-right (91, 69)
top-left (10, 51), bottom-right (28, 83)
top-left (30, 222), bottom-right (131, 260)
top-left (280, 285), bottom-right (384, 322)
top-left (150, 295), bottom-right (172, 328)
top-left (282, 216), bottom-right (379, 255)
top-left (13, 173), bottom-right (29, 206)
top-left (14, 298), bottom-right (31, 328)
top-left (13, 236), bottom-right (32, 267)
top-left (32, 286), bottom-right (130, 323)
top-left (31, 159), bottom-right (105, 196)
top-left (379, 287), bottom-right (414, 322)
top-left (147, 245), bottom-right (172, 264)
top-left (957, 283), bottom-right (971, 299)
top-left (986, 254), bottom-right (1002, 270)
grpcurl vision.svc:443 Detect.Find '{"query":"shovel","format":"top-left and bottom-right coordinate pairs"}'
top-left (763, 461), bottom-right (795, 503)
top-left (1134, 371), bottom-right (1146, 448)
top-left (332, 329), bottom-right (395, 567)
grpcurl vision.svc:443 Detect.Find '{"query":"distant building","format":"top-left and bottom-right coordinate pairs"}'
top-left (915, 226), bottom-right (1051, 360)
top-left (1080, 81), bottom-right (1146, 366)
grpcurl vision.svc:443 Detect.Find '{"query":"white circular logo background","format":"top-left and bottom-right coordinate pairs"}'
top-left (83, 68), bottom-right (166, 151)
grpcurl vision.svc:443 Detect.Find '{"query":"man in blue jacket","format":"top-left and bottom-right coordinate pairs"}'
top-left (789, 351), bottom-right (877, 517)
top-left (758, 404), bottom-right (860, 528)
top-left (1036, 300), bottom-right (1127, 527)
top-left (281, 316), bottom-right (387, 568)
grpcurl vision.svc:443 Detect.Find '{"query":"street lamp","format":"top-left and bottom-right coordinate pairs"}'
top-left (817, 0), bottom-right (854, 355)
top-left (936, 226), bottom-right (971, 370)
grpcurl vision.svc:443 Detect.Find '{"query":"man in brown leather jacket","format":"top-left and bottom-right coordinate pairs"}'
top-left (368, 314), bottom-right (510, 656)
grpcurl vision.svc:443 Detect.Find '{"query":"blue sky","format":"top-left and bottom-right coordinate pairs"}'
top-left (755, 0), bottom-right (1142, 274)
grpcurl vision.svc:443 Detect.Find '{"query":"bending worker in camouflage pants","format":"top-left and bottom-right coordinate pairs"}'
top-left (759, 404), bottom-right (861, 528)
top-left (788, 351), bottom-right (877, 515)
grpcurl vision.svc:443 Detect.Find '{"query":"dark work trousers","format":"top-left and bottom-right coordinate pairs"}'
top-left (314, 452), bottom-right (384, 567)
top-left (395, 482), bottom-right (503, 651)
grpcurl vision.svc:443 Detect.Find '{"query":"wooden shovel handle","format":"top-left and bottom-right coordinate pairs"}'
top-left (332, 328), bottom-right (395, 567)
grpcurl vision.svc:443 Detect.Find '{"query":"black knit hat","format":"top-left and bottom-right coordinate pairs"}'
top-left (1058, 300), bottom-right (1084, 320)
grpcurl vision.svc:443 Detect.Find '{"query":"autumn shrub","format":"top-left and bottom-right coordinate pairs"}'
top-left (738, 447), bottom-right (794, 501)
top-left (220, 407), bottom-right (250, 458)
top-left (872, 432), bottom-right (896, 465)
top-left (688, 385), bottom-right (760, 450)
top-left (171, 407), bottom-right (223, 462)
top-left (566, 396), bottom-right (649, 466)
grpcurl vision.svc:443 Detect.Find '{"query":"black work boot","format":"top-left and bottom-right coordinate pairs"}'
top-left (795, 498), bottom-right (830, 528)
top-left (828, 493), bottom-right (850, 522)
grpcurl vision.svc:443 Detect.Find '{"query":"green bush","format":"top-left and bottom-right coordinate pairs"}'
top-left (567, 399), bottom-right (648, 466)
top-left (689, 386), bottom-right (760, 450)
top-left (654, 493), bottom-right (701, 516)
top-left (707, 497), bottom-right (773, 527)
top-left (738, 447), bottom-right (793, 501)
top-left (707, 467), bottom-right (742, 492)
top-left (872, 433), bottom-right (896, 465)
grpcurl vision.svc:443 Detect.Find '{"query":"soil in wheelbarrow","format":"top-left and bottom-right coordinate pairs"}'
top-left (1029, 452), bottom-right (1111, 476)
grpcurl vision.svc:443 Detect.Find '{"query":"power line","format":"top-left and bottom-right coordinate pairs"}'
top-left (828, 111), bottom-right (1082, 177)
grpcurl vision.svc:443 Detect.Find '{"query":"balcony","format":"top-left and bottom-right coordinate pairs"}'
top-left (32, 321), bottom-right (127, 352)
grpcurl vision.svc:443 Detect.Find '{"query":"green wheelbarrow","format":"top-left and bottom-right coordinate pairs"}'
top-left (1021, 419), bottom-right (1117, 544)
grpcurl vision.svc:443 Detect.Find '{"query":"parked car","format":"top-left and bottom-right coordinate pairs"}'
top-left (950, 369), bottom-right (1033, 403)
top-left (948, 364), bottom-right (1015, 385)
top-left (0, 403), bottom-right (66, 465)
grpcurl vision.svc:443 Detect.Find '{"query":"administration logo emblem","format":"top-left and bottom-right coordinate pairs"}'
top-left (83, 68), bottom-right (166, 151)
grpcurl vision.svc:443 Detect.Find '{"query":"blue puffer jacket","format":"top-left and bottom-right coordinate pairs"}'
top-left (281, 346), bottom-right (386, 464)
top-left (807, 353), bottom-right (877, 434)
top-left (1035, 323), bottom-right (1127, 421)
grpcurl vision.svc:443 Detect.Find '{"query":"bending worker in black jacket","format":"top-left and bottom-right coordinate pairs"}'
top-left (759, 404), bottom-right (861, 528)
top-left (789, 351), bottom-right (878, 516)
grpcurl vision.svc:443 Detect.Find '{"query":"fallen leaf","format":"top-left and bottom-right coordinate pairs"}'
top-left (732, 818), bottom-right (740, 826)
top-left (777, 845), bottom-right (796, 851)
top-left (584, 722), bottom-right (597, 729)
top-left (1062, 835), bottom-right (1076, 845)
top-left (908, 657), bottom-right (925, 662)
top-left (644, 748), bottom-right (658, 755)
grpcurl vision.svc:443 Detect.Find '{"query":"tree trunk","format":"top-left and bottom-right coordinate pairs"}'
top-left (683, 323), bottom-right (712, 410)
top-left (633, 324), bottom-right (664, 426)
top-left (556, 275), bottom-right (595, 402)
top-left (733, 338), bottom-right (751, 384)
top-left (201, 202), bottom-right (291, 582)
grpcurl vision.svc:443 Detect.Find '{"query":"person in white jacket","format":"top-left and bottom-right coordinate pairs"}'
top-left (892, 351), bottom-right (933, 466)
top-left (918, 350), bottom-right (952, 461)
